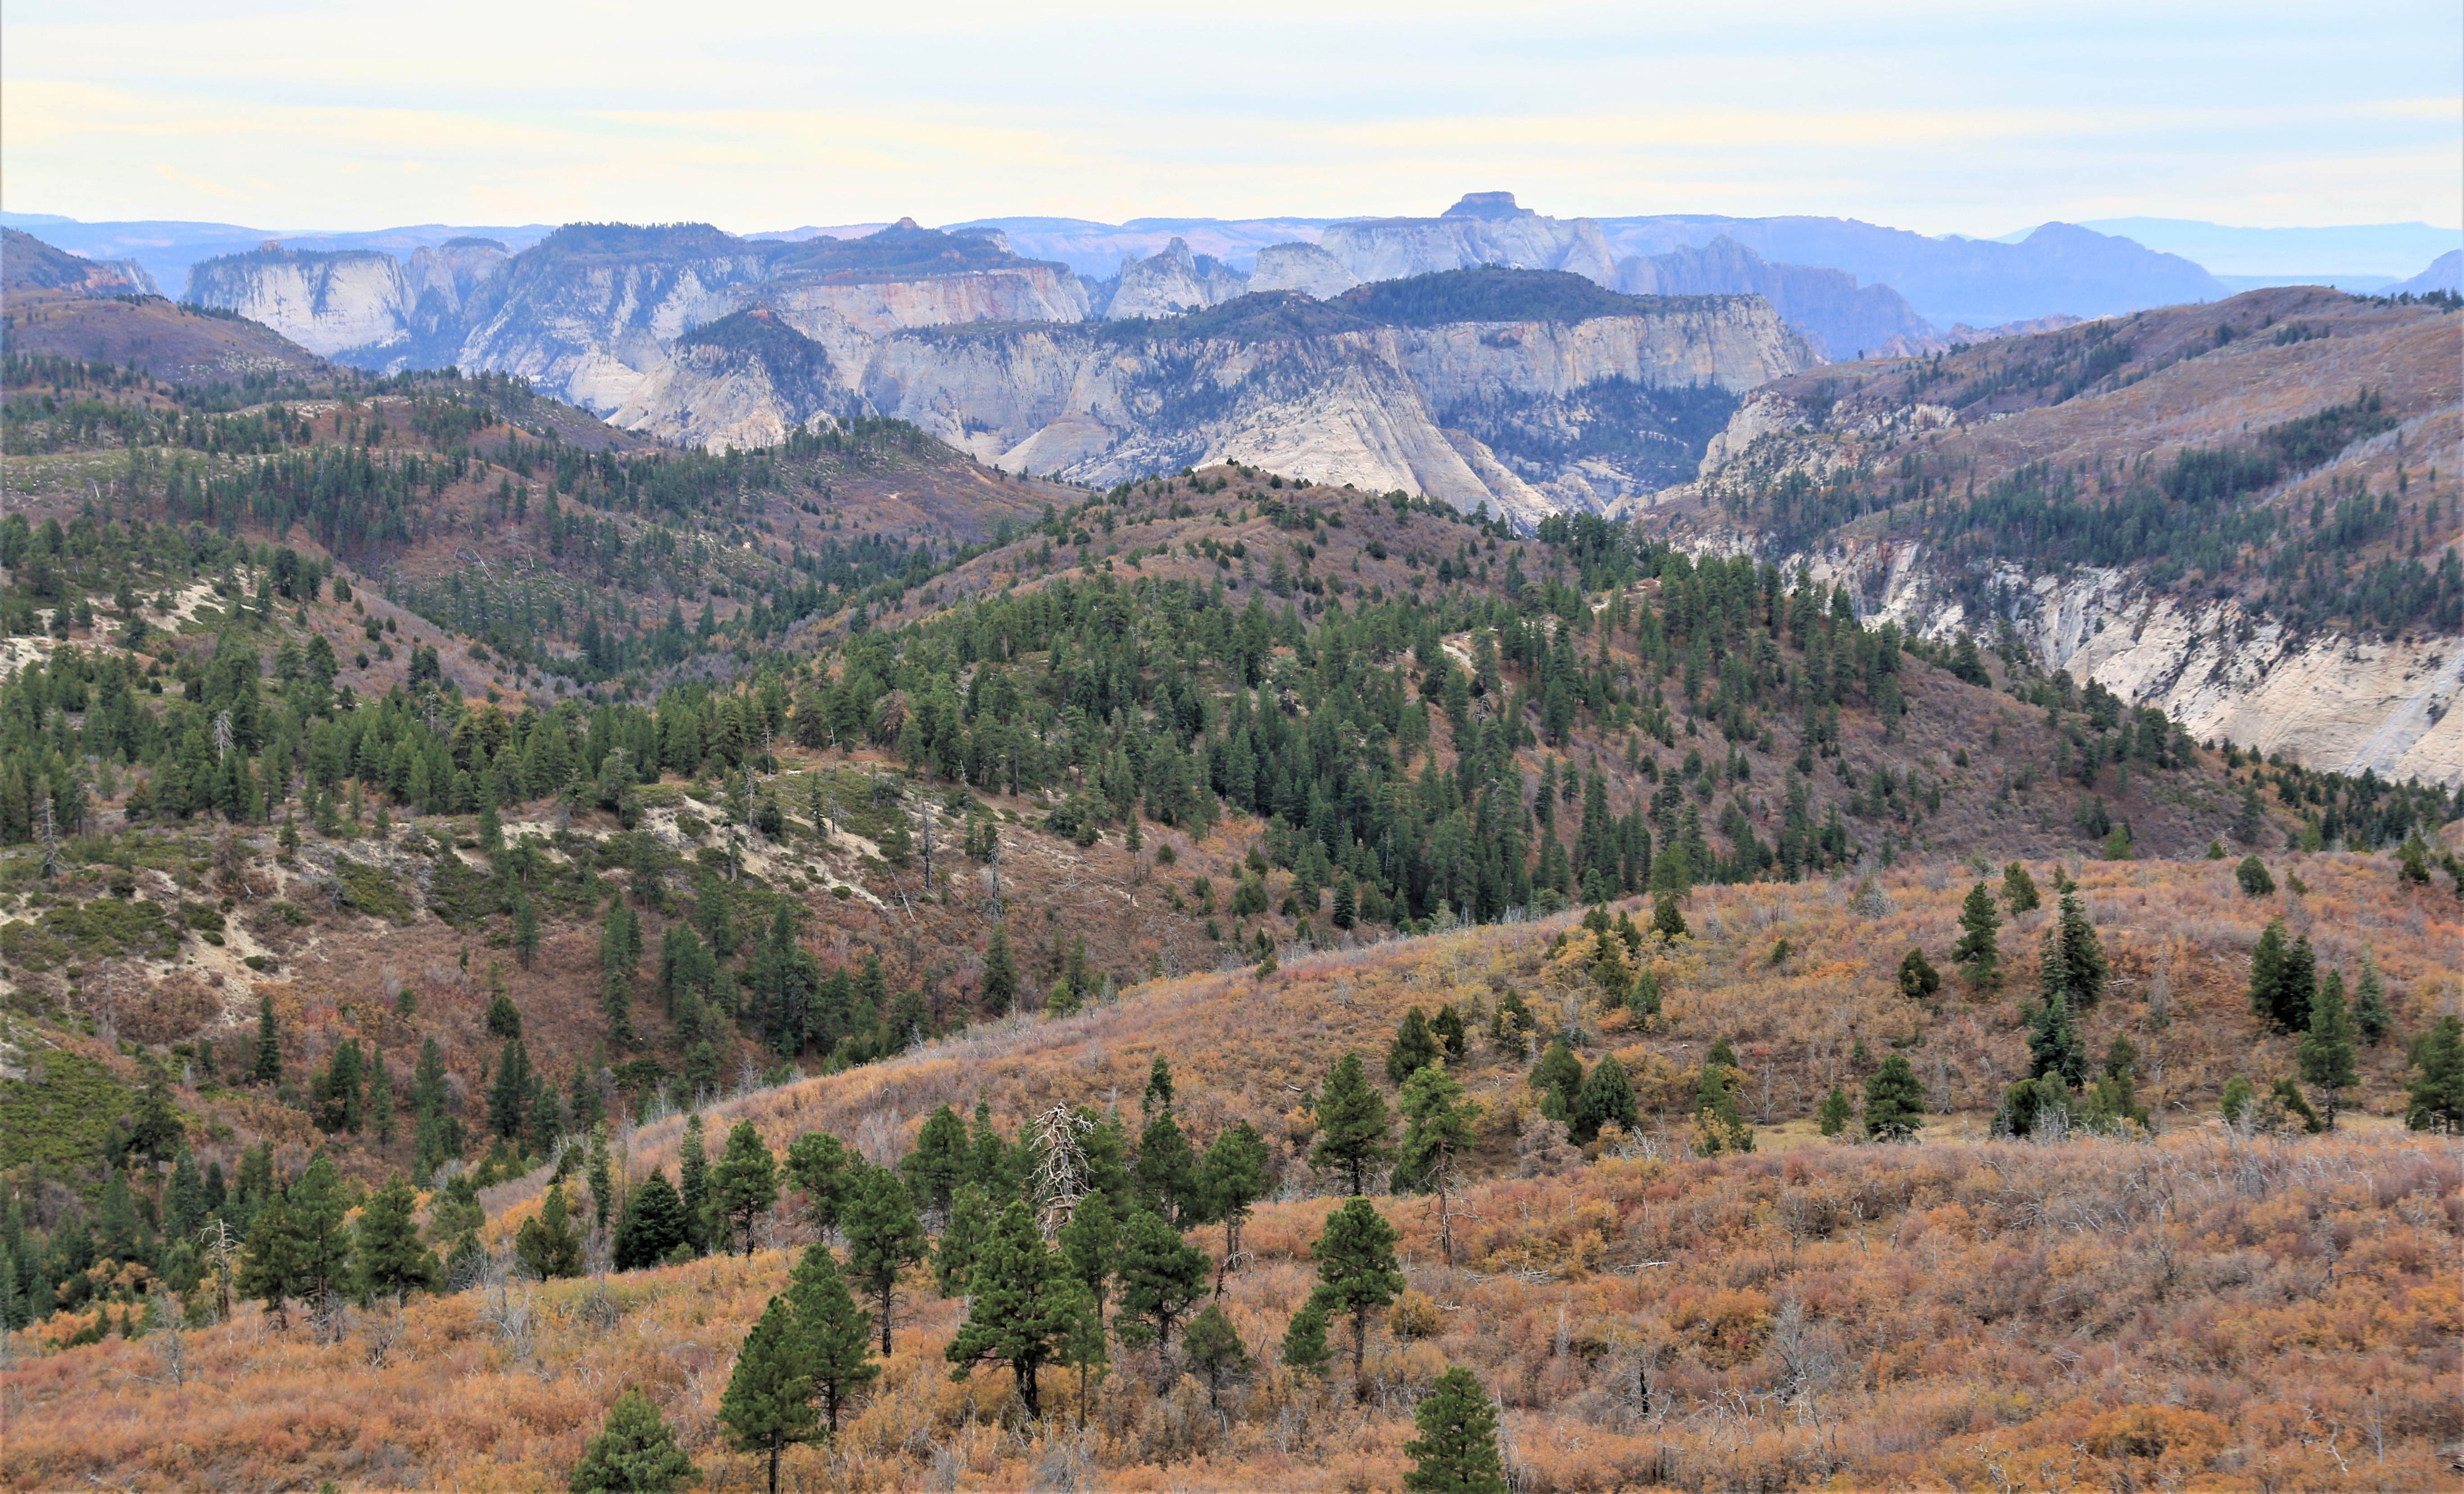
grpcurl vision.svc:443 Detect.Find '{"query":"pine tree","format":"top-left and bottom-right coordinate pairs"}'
top-left (1570, 1052), bottom-right (1638, 1145)
top-left (1134, 1106), bottom-right (1196, 1225)
top-left (842, 1164), bottom-right (926, 1355)
top-left (678, 1116), bottom-right (712, 1254)
top-left (1183, 1300), bottom-right (1253, 1412)
top-left (2025, 980), bottom-right (2087, 1089)
top-left (1694, 1057), bottom-right (1753, 1155)
top-left (1431, 1003), bottom-right (1468, 1062)
top-left (1309, 1052), bottom-right (1392, 1195)
top-left (513, 886), bottom-right (540, 969)
top-left (1196, 1121), bottom-right (1272, 1261)
top-left (1896, 948), bottom-right (1941, 1001)
top-left (1057, 1279), bottom-right (1109, 1426)
top-left (237, 1195), bottom-right (303, 1328)
top-left (1387, 1007), bottom-right (1440, 1085)
top-left (1652, 893), bottom-right (1688, 939)
top-left (2046, 890), bottom-right (2107, 1010)
top-left (944, 1200), bottom-right (1072, 1418)
top-left (366, 1048), bottom-right (395, 1145)
top-left (288, 1154), bottom-right (354, 1308)
top-left (570, 1386), bottom-right (696, 1494)
top-left (489, 1039), bottom-right (533, 1142)
top-left (1268, 1291), bottom-right (1328, 1378)
top-left (981, 921), bottom-right (1019, 1017)
top-left (1396, 1064), bottom-right (1479, 1264)
top-left (2353, 958), bottom-right (2392, 1046)
top-left (2001, 861), bottom-right (2040, 913)
top-left (719, 1295), bottom-right (817, 1494)
top-left (1818, 1085), bottom-right (1852, 1137)
top-left (1529, 1039), bottom-right (1584, 1123)
top-left (1331, 877), bottom-right (1357, 930)
top-left (253, 992), bottom-right (282, 1084)
top-left (902, 1105), bottom-right (971, 1225)
top-left (785, 1241), bottom-right (877, 1435)
top-left (356, 1177), bottom-right (437, 1303)
top-left (784, 1130), bottom-right (856, 1232)
top-left (1404, 1364), bottom-right (1508, 1494)
top-left (1116, 1205), bottom-right (1210, 1353)
top-left (936, 1184), bottom-right (992, 1298)
top-left (2299, 970), bottom-right (2358, 1126)
top-left (1308, 1197), bottom-right (1403, 1394)
top-left (2236, 855), bottom-right (2276, 896)
top-left (2405, 1015), bottom-right (2464, 1134)
top-left (1863, 1054), bottom-right (1926, 1141)
top-left (1057, 1182), bottom-right (1119, 1304)
top-left (1951, 881), bottom-right (2001, 985)
top-left (517, 1182), bottom-right (586, 1280)
top-left (613, 1173), bottom-right (691, 1271)
top-left (2234, 781), bottom-right (2268, 843)
top-left (709, 1121), bottom-right (780, 1256)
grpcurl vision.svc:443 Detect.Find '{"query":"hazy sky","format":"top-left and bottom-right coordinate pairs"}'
top-left (4, 0), bottom-right (2458, 234)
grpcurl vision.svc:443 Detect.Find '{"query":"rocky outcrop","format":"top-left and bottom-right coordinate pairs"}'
top-left (1104, 238), bottom-right (1248, 319)
top-left (1249, 242), bottom-right (1359, 299)
top-left (1323, 193), bottom-right (1620, 286)
top-left (183, 245), bottom-right (414, 356)
top-left (621, 278), bottom-right (1813, 525)
top-left (183, 220), bottom-right (1090, 411)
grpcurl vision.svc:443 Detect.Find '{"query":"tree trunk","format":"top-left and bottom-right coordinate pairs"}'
top-left (878, 1283), bottom-right (894, 1355)
top-left (767, 1437), bottom-right (781, 1494)
top-left (1018, 1358), bottom-right (1040, 1419)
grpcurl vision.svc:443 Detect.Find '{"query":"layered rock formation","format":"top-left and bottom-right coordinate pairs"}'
top-left (619, 274), bottom-right (1814, 525)
top-left (1619, 236), bottom-right (1937, 360)
top-left (1322, 192), bottom-right (1620, 286)
top-left (1101, 238), bottom-right (1249, 319)
top-left (1248, 242), bottom-right (1359, 299)
top-left (182, 245), bottom-right (412, 355)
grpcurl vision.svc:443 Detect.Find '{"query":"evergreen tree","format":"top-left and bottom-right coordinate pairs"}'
top-left (366, 1048), bottom-right (395, 1145)
top-left (487, 988), bottom-right (524, 1039)
top-left (237, 1194), bottom-right (303, 1328)
top-left (1570, 1052), bottom-right (1638, 1145)
top-left (1115, 1205), bottom-right (1210, 1353)
top-left (719, 1295), bottom-right (817, 1494)
top-left (842, 1164), bottom-right (926, 1355)
top-left (2234, 781), bottom-right (2269, 843)
top-left (253, 992), bottom-right (282, 1084)
top-left (1309, 1052), bottom-right (1393, 1195)
top-left (1652, 893), bottom-right (1688, 939)
top-left (1196, 1121), bottom-right (1272, 1260)
top-left (2045, 890), bottom-right (2107, 1010)
top-left (2299, 970), bottom-right (2358, 1126)
top-left (1896, 948), bottom-right (1941, 1001)
top-left (1280, 1300), bottom-right (1332, 1379)
top-left (2235, 855), bottom-right (2276, 896)
top-left (1183, 1300), bottom-right (1254, 1412)
top-left (709, 1121), bottom-right (780, 1255)
top-left (785, 1240), bottom-right (877, 1435)
top-left (1308, 1197), bottom-right (1403, 1394)
top-left (1694, 1057), bottom-right (1753, 1156)
top-left (2247, 918), bottom-right (2315, 1032)
top-left (2353, 958), bottom-right (2392, 1046)
top-left (287, 1154), bottom-right (354, 1308)
top-left (944, 1200), bottom-right (1072, 1418)
top-left (1951, 881), bottom-right (2001, 987)
top-left (613, 1173), bottom-right (691, 1271)
top-left (1430, 1002), bottom-right (1469, 1062)
top-left (569, 1386), bottom-right (696, 1494)
top-left (1404, 1365), bottom-right (1508, 1494)
top-left (677, 1116), bottom-right (713, 1254)
top-left (1818, 1085), bottom-right (1852, 1137)
top-left (1387, 1007), bottom-right (1440, 1084)
top-left (2001, 862), bottom-right (2040, 913)
top-left (902, 1105), bottom-right (971, 1225)
top-left (489, 1039), bottom-right (533, 1141)
top-left (1529, 1039), bottom-right (1585, 1123)
top-left (1396, 1064), bottom-right (1480, 1264)
top-left (517, 1182), bottom-right (586, 1280)
top-left (1057, 1188), bottom-right (1121, 1319)
top-left (1056, 1280), bottom-right (1110, 1426)
top-left (356, 1177), bottom-right (437, 1303)
top-left (2405, 1015), bottom-right (2464, 1134)
top-left (784, 1130), bottom-right (855, 1232)
top-left (935, 1184), bottom-right (992, 1299)
top-left (513, 887), bottom-right (540, 969)
top-left (981, 921), bottom-right (1019, 1017)
top-left (2024, 981), bottom-right (2087, 1088)
top-left (1862, 1054), bottom-right (1926, 1141)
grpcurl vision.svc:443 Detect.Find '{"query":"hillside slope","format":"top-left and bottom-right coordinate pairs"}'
top-left (1621, 287), bottom-right (2464, 783)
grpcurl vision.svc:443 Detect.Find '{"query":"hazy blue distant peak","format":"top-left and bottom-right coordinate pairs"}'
top-left (2065, 217), bottom-right (2462, 277)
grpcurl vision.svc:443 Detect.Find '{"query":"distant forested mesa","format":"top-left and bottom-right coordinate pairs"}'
top-left (1722, 389), bottom-right (2462, 634)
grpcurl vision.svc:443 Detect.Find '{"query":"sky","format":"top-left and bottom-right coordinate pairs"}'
top-left (2, 0), bottom-right (2458, 238)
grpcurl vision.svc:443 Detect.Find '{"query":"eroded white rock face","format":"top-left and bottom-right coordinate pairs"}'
top-left (1248, 242), bottom-right (1360, 300)
top-left (1105, 239), bottom-right (1248, 320)
top-left (1323, 202), bottom-right (1620, 286)
top-left (185, 250), bottom-right (414, 356)
top-left (1770, 540), bottom-right (2464, 786)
